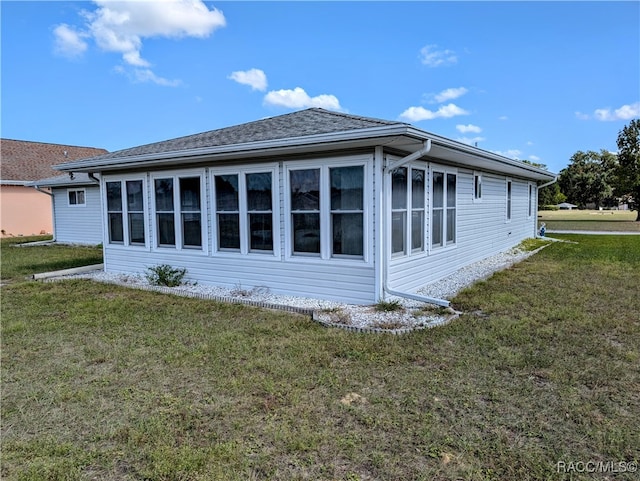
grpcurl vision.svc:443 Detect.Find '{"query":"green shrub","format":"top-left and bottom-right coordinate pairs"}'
top-left (145, 265), bottom-right (187, 287)
top-left (374, 300), bottom-right (403, 312)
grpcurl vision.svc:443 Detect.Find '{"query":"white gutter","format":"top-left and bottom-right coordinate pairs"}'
top-left (380, 141), bottom-right (451, 308)
top-left (538, 175), bottom-right (558, 189)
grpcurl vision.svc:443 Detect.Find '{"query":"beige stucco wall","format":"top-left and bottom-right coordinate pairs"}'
top-left (0, 185), bottom-right (53, 236)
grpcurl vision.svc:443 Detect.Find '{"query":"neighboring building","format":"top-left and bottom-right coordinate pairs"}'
top-left (55, 108), bottom-right (555, 304)
top-left (0, 139), bottom-right (107, 237)
top-left (557, 202), bottom-right (577, 210)
top-left (29, 173), bottom-right (102, 245)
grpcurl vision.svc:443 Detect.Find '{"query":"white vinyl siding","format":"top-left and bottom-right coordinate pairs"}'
top-left (389, 170), bottom-right (538, 293)
top-left (52, 185), bottom-right (102, 244)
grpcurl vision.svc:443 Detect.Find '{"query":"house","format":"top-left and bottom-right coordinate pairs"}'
top-left (28, 173), bottom-right (102, 245)
top-left (557, 202), bottom-right (577, 210)
top-left (0, 139), bottom-right (107, 237)
top-left (55, 108), bottom-right (556, 305)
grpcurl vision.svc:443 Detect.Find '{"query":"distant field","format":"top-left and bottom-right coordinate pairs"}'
top-left (538, 209), bottom-right (640, 232)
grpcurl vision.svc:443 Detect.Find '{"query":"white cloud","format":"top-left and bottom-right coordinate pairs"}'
top-left (456, 123), bottom-right (482, 134)
top-left (577, 102), bottom-right (640, 121)
top-left (263, 87), bottom-right (342, 110)
top-left (529, 155), bottom-right (541, 161)
top-left (53, 0), bottom-right (226, 86)
top-left (133, 68), bottom-right (181, 87)
top-left (594, 102), bottom-right (640, 121)
top-left (493, 149), bottom-right (522, 159)
top-left (498, 115), bottom-right (509, 121)
top-left (229, 68), bottom-right (268, 91)
top-left (399, 103), bottom-right (469, 122)
top-left (420, 44), bottom-right (457, 67)
top-left (457, 136), bottom-right (486, 146)
top-left (53, 24), bottom-right (88, 58)
top-left (433, 87), bottom-right (468, 103)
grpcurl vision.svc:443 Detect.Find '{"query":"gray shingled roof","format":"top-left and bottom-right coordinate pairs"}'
top-left (78, 108), bottom-right (404, 164)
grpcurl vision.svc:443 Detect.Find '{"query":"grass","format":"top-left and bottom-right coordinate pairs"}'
top-left (2, 235), bottom-right (639, 480)
top-left (538, 209), bottom-right (640, 232)
top-left (0, 236), bottom-right (103, 284)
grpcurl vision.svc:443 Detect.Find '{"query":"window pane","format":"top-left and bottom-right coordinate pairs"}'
top-left (247, 173), bottom-right (272, 211)
top-left (292, 213), bottom-right (320, 253)
top-left (507, 181), bottom-right (512, 219)
top-left (447, 174), bottom-right (456, 207)
top-left (106, 182), bottom-right (122, 211)
top-left (182, 213), bottom-right (202, 247)
top-left (157, 213), bottom-right (175, 246)
top-left (331, 166), bottom-right (363, 210)
top-left (126, 180), bottom-right (144, 211)
top-left (474, 175), bottom-right (482, 199)
top-left (446, 208), bottom-right (456, 244)
top-left (180, 177), bottom-right (201, 211)
top-left (68, 191), bottom-right (77, 205)
top-left (433, 172), bottom-right (444, 208)
top-left (332, 213), bottom-right (363, 256)
top-left (249, 213), bottom-right (273, 251)
top-left (391, 168), bottom-right (407, 210)
top-left (215, 175), bottom-right (239, 211)
top-left (291, 169), bottom-right (320, 211)
top-left (128, 213), bottom-right (145, 244)
top-left (109, 213), bottom-right (124, 243)
top-left (412, 211), bottom-right (424, 251)
top-left (155, 178), bottom-right (174, 211)
top-left (218, 213), bottom-right (240, 249)
top-left (391, 211), bottom-right (405, 254)
top-left (412, 169), bottom-right (425, 207)
top-left (432, 210), bottom-right (443, 247)
top-left (77, 190), bottom-right (85, 205)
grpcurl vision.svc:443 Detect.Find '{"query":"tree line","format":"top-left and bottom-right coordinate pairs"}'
top-left (538, 119), bottom-right (640, 221)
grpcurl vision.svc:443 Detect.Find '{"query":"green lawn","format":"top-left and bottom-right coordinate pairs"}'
top-left (1, 235), bottom-right (639, 480)
top-left (1, 236), bottom-right (103, 283)
top-left (538, 209), bottom-right (640, 232)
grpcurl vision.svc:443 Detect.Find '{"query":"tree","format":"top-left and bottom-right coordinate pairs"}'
top-left (538, 182), bottom-right (566, 208)
top-left (615, 119), bottom-right (640, 221)
top-left (558, 150), bottom-right (617, 209)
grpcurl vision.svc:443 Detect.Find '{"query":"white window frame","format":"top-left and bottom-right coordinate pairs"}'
top-left (506, 178), bottom-right (513, 223)
top-left (284, 156), bottom-right (371, 263)
top-left (210, 163), bottom-right (279, 258)
top-left (102, 174), bottom-right (149, 249)
top-left (473, 172), bottom-right (483, 203)
top-left (150, 169), bottom-right (208, 253)
top-left (429, 165), bottom-right (457, 251)
top-left (389, 164), bottom-right (426, 258)
top-left (67, 188), bottom-right (86, 207)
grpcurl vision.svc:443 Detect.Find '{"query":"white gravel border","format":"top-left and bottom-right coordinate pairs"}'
top-left (57, 241), bottom-right (550, 333)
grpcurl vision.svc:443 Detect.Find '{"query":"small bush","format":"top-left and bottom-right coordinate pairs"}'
top-left (145, 265), bottom-right (187, 287)
top-left (374, 300), bottom-right (403, 312)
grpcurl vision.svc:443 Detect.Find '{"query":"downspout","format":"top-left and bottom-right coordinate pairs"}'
top-left (535, 176), bottom-right (558, 237)
top-left (538, 175), bottom-right (558, 190)
top-left (33, 185), bottom-right (56, 242)
top-left (381, 140), bottom-right (451, 308)
top-left (88, 172), bottom-right (100, 183)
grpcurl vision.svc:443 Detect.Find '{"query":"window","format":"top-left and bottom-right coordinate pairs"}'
top-left (528, 183), bottom-right (534, 218)
top-left (391, 167), bottom-right (407, 255)
top-left (126, 180), bottom-right (145, 245)
top-left (105, 178), bottom-right (147, 246)
top-left (68, 189), bottom-right (86, 206)
top-left (390, 167), bottom-right (425, 256)
top-left (287, 161), bottom-right (366, 260)
top-left (152, 173), bottom-right (204, 249)
top-left (506, 179), bottom-right (512, 221)
top-left (106, 182), bottom-right (124, 243)
top-left (213, 170), bottom-right (275, 254)
top-left (330, 166), bottom-right (363, 257)
top-left (473, 173), bottom-right (482, 202)
top-left (290, 169), bottom-right (320, 255)
top-left (431, 169), bottom-right (456, 248)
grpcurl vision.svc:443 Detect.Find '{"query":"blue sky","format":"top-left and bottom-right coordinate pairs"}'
top-left (2, 1), bottom-right (638, 174)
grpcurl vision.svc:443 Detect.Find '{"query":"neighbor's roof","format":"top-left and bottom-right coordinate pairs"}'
top-left (1, 139), bottom-right (108, 183)
top-left (54, 108), bottom-right (556, 181)
top-left (29, 172), bottom-right (99, 188)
